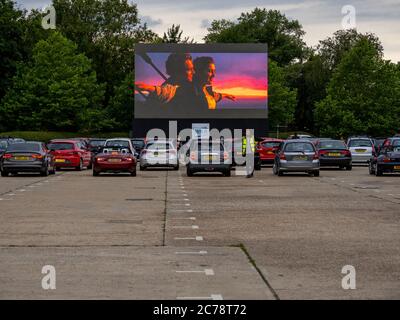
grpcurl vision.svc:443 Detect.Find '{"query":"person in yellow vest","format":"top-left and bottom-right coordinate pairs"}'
top-left (242, 130), bottom-right (255, 178)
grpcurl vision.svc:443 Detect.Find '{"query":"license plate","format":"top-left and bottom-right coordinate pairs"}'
top-left (394, 166), bottom-right (400, 170)
top-left (108, 158), bottom-right (121, 162)
top-left (55, 159), bottom-right (65, 163)
top-left (153, 152), bottom-right (158, 157)
top-left (111, 152), bottom-right (119, 155)
top-left (328, 153), bottom-right (341, 157)
top-left (14, 156), bottom-right (29, 161)
top-left (293, 156), bottom-right (308, 161)
top-left (355, 149), bottom-right (366, 153)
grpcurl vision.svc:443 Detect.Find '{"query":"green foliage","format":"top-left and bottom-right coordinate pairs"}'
top-left (315, 39), bottom-right (400, 138)
top-left (268, 60), bottom-right (297, 129)
top-left (204, 8), bottom-right (309, 65)
top-left (108, 74), bottom-right (134, 130)
top-left (0, 32), bottom-right (108, 132)
top-left (162, 24), bottom-right (194, 43)
top-left (0, 131), bottom-right (129, 142)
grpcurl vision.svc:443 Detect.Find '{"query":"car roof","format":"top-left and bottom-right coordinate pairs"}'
top-left (106, 138), bottom-right (131, 142)
top-left (49, 139), bottom-right (77, 143)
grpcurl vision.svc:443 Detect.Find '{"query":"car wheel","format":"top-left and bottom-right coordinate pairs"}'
top-left (273, 163), bottom-right (278, 175)
top-left (186, 167), bottom-right (193, 177)
top-left (131, 170), bottom-right (137, 177)
top-left (255, 164), bottom-right (261, 171)
top-left (224, 170), bottom-right (231, 177)
top-left (87, 161), bottom-right (93, 169)
top-left (93, 170), bottom-right (100, 176)
top-left (1, 170), bottom-right (9, 177)
top-left (375, 166), bottom-right (383, 176)
top-left (314, 170), bottom-right (320, 177)
top-left (140, 165), bottom-right (146, 171)
top-left (173, 165), bottom-right (179, 170)
top-left (346, 165), bottom-right (352, 171)
top-left (40, 165), bottom-right (49, 177)
top-left (76, 159), bottom-right (83, 171)
top-left (369, 162), bottom-right (375, 175)
top-left (278, 169), bottom-right (284, 176)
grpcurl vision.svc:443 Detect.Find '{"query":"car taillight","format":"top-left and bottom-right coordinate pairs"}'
top-left (383, 157), bottom-right (391, 163)
top-left (122, 157), bottom-right (133, 161)
top-left (313, 153), bottom-right (319, 160)
top-left (319, 150), bottom-right (328, 155)
top-left (3, 153), bottom-right (12, 159)
top-left (342, 150), bottom-right (351, 156)
top-left (96, 157), bottom-right (105, 162)
top-left (279, 153), bottom-right (286, 160)
top-left (31, 154), bottom-right (43, 159)
top-left (73, 151), bottom-right (80, 156)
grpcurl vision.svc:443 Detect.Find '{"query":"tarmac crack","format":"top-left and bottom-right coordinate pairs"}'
top-left (237, 243), bottom-right (280, 300)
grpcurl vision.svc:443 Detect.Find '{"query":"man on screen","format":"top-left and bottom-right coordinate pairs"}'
top-left (193, 56), bottom-right (236, 110)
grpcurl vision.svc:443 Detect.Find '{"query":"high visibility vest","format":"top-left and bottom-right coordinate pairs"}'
top-left (242, 136), bottom-right (255, 154)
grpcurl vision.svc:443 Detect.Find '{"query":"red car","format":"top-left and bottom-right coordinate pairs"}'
top-left (48, 139), bottom-right (92, 170)
top-left (93, 139), bottom-right (137, 176)
top-left (257, 138), bottom-right (284, 164)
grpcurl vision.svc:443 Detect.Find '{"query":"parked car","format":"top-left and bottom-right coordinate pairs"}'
top-left (0, 140), bottom-right (8, 159)
top-left (92, 138), bottom-right (137, 176)
top-left (346, 137), bottom-right (374, 164)
top-left (186, 139), bottom-right (231, 177)
top-left (369, 142), bottom-right (400, 176)
top-left (1, 141), bottom-right (55, 176)
top-left (131, 138), bottom-right (146, 153)
top-left (372, 137), bottom-right (387, 153)
top-left (257, 138), bottom-right (283, 164)
top-left (88, 138), bottom-right (106, 153)
top-left (70, 137), bottom-right (90, 150)
top-left (140, 139), bottom-right (179, 170)
top-left (48, 139), bottom-right (92, 170)
top-left (273, 140), bottom-right (320, 176)
top-left (316, 139), bottom-right (352, 170)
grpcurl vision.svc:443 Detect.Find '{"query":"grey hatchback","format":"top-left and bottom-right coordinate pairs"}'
top-left (273, 140), bottom-right (320, 176)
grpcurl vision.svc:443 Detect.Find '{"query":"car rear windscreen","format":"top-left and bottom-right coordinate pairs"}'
top-left (285, 142), bottom-right (315, 152)
top-left (132, 140), bottom-right (145, 148)
top-left (7, 143), bottom-right (40, 152)
top-left (48, 143), bottom-right (74, 150)
top-left (261, 141), bottom-right (281, 148)
top-left (89, 140), bottom-right (106, 147)
top-left (146, 142), bottom-right (173, 150)
top-left (348, 140), bottom-right (372, 147)
top-left (393, 140), bottom-right (400, 147)
top-left (319, 140), bottom-right (346, 149)
top-left (0, 141), bottom-right (7, 150)
top-left (105, 140), bottom-right (130, 148)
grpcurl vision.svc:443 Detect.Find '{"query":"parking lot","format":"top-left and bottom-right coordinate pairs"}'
top-left (0, 165), bottom-right (399, 299)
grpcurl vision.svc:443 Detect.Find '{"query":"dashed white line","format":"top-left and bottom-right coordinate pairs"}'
top-left (175, 250), bottom-right (207, 255)
top-left (177, 294), bottom-right (223, 300)
top-left (172, 225), bottom-right (199, 229)
top-left (169, 209), bottom-right (193, 213)
top-left (176, 269), bottom-right (214, 276)
top-left (171, 217), bottom-right (196, 221)
top-left (174, 236), bottom-right (203, 241)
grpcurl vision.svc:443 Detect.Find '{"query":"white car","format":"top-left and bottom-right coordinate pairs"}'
top-left (346, 137), bottom-right (374, 164)
top-left (140, 139), bottom-right (179, 170)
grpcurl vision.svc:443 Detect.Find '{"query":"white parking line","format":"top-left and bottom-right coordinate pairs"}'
top-left (168, 198), bottom-right (190, 201)
top-left (171, 217), bottom-right (196, 221)
top-left (175, 250), bottom-right (207, 255)
top-left (174, 236), bottom-right (203, 241)
top-left (176, 269), bottom-right (214, 276)
top-left (169, 209), bottom-right (193, 213)
top-left (177, 294), bottom-right (223, 300)
top-left (172, 225), bottom-right (199, 229)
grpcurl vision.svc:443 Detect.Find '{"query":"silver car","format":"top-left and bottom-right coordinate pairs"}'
top-left (273, 140), bottom-right (320, 176)
top-left (140, 140), bottom-right (179, 170)
top-left (346, 137), bottom-right (374, 164)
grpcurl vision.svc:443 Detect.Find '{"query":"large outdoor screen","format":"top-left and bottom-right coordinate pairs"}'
top-left (134, 44), bottom-right (268, 119)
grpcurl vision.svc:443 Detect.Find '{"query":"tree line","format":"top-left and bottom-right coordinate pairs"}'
top-left (1, 1), bottom-right (399, 137)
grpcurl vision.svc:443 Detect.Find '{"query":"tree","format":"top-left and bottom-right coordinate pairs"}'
top-left (315, 39), bottom-right (400, 138)
top-left (108, 74), bottom-right (134, 130)
top-left (268, 60), bottom-right (297, 129)
top-left (162, 24), bottom-right (194, 43)
top-left (53, 0), bottom-right (159, 120)
top-left (204, 8), bottom-right (309, 66)
top-left (0, 0), bottom-right (25, 103)
top-left (0, 32), bottom-right (110, 132)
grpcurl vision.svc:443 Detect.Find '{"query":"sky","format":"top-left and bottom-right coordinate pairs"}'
top-left (16, 0), bottom-right (400, 62)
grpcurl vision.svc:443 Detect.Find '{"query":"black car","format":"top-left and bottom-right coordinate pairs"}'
top-left (1, 141), bottom-right (55, 177)
top-left (131, 138), bottom-right (146, 153)
top-left (369, 142), bottom-right (400, 176)
top-left (186, 140), bottom-right (231, 177)
top-left (316, 139), bottom-right (352, 170)
top-left (88, 138), bottom-right (106, 154)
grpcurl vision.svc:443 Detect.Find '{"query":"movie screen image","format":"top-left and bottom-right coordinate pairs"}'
top-left (134, 44), bottom-right (268, 119)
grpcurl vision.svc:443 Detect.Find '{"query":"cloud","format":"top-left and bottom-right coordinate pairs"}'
top-left (139, 15), bottom-right (163, 27)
